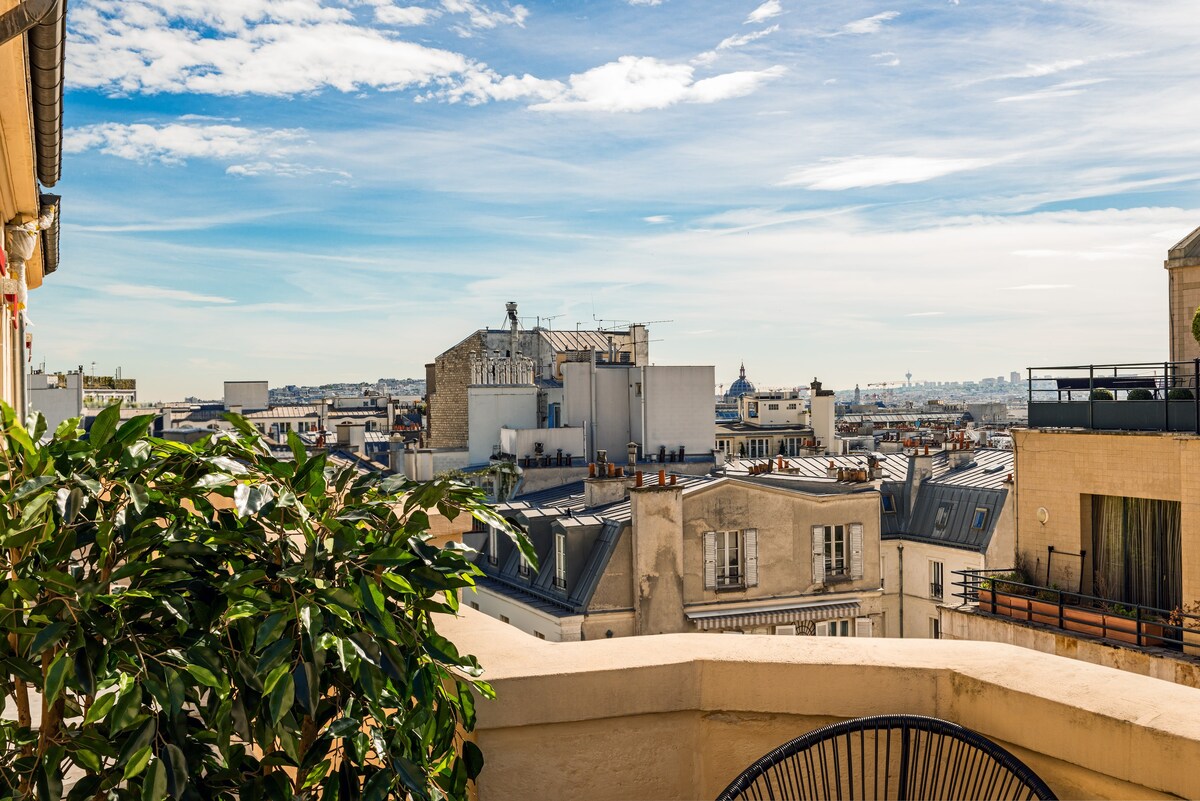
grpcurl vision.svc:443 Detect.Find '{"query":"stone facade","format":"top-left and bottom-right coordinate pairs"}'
top-left (1166, 223), bottom-right (1200, 364)
top-left (426, 333), bottom-right (482, 449)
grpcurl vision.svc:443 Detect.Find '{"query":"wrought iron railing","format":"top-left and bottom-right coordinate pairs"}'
top-left (1026, 361), bottom-right (1200, 433)
top-left (953, 568), bottom-right (1200, 652)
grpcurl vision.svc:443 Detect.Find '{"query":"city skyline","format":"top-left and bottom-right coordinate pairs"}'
top-left (34, 0), bottom-right (1200, 400)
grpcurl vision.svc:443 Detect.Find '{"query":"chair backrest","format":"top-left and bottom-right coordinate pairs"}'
top-left (716, 714), bottom-right (1057, 801)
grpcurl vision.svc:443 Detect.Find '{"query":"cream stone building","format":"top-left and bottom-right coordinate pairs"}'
top-left (0, 0), bottom-right (65, 417)
top-left (469, 471), bottom-right (884, 641)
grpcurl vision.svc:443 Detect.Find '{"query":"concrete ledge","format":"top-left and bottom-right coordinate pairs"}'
top-left (444, 607), bottom-right (1200, 800)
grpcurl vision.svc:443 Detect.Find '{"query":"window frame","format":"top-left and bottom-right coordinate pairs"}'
top-left (971, 506), bottom-right (989, 530)
top-left (824, 524), bottom-right (847, 578)
top-left (933, 501), bottom-right (953, 535)
top-left (487, 526), bottom-right (499, 566)
top-left (929, 560), bottom-right (944, 600)
top-left (882, 493), bottom-right (897, 514)
top-left (553, 532), bottom-right (567, 590)
top-left (715, 529), bottom-right (743, 588)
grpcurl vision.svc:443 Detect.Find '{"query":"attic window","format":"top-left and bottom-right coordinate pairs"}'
top-left (933, 502), bottom-right (953, 536)
top-left (972, 507), bottom-right (989, 530)
top-left (882, 493), bottom-right (896, 514)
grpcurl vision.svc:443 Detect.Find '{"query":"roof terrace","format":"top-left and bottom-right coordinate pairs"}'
top-left (1026, 361), bottom-right (1200, 433)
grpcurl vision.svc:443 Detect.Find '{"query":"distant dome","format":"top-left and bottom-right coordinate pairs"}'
top-left (725, 362), bottom-right (756, 401)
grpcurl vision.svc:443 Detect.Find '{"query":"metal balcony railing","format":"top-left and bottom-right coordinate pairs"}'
top-left (953, 568), bottom-right (1200, 652)
top-left (1026, 361), bottom-right (1200, 433)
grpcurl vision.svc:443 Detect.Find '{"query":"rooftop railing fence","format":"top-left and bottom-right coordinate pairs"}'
top-left (1026, 360), bottom-right (1200, 432)
top-left (953, 568), bottom-right (1200, 652)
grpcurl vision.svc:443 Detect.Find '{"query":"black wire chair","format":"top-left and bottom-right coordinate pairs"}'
top-left (716, 714), bottom-right (1057, 801)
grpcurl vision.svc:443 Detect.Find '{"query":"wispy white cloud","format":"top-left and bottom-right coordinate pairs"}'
top-left (905, 311), bottom-right (943, 317)
top-left (841, 11), bottom-right (898, 35)
top-left (64, 122), bottom-right (303, 165)
top-left (529, 57), bottom-right (785, 112)
top-left (643, 215), bottom-right (672, 224)
top-left (627, 0), bottom-right (663, 5)
top-left (102, 284), bottom-right (236, 304)
top-left (1006, 284), bottom-right (1074, 290)
top-left (996, 78), bottom-right (1108, 103)
top-left (226, 162), bottom-right (352, 179)
top-left (745, 0), bottom-right (782, 24)
top-left (780, 155), bottom-right (994, 190)
top-left (440, 0), bottom-right (527, 31)
top-left (871, 51), bottom-right (900, 67)
top-left (370, 3), bottom-right (439, 25)
top-left (718, 24), bottom-right (780, 51)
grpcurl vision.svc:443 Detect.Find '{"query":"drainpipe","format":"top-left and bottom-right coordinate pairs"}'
top-left (0, 0), bottom-right (57, 45)
top-left (898, 544), bottom-right (905, 638)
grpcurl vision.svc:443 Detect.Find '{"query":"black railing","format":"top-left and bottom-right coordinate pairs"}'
top-left (953, 568), bottom-right (1200, 652)
top-left (930, 582), bottom-right (943, 600)
top-left (1026, 361), bottom-right (1200, 433)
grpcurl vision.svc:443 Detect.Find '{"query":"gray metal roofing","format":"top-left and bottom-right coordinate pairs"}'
top-left (897, 484), bottom-right (1008, 553)
top-left (512, 473), bottom-right (718, 519)
top-left (245, 406), bottom-right (322, 419)
top-left (537, 329), bottom-right (632, 353)
top-left (927, 448), bottom-right (1013, 488)
top-left (837, 412), bottom-right (963, 424)
top-left (725, 453), bottom-right (910, 481)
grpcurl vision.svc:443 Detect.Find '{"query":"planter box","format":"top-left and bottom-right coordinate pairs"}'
top-left (980, 591), bottom-right (1167, 646)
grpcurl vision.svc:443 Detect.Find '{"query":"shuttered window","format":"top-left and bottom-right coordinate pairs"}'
top-left (705, 530), bottom-right (757, 589)
top-left (553, 532), bottom-right (566, 591)
top-left (704, 531), bottom-right (717, 589)
top-left (855, 617), bottom-right (874, 638)
top-left (849, 523), bottom-right (864, 579)
top-left (488, 526), bottom-right (498, 566)
top-left (744, 529), bottom-right (758, 587)
top-left (811, 525), bottom-right (825, 585)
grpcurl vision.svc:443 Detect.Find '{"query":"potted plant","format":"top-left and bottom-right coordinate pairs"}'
top-left (1127, 388), bottom-right (1153, 400)
top-left (1089, 388), bottom-right (1114, 400)
top-left (0, 404), bottom-right (533, 799)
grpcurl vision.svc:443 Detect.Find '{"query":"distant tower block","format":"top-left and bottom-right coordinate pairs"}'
top-left (854, 384), bottom-right (861, 405)
top-left (905, 371), bottom-right (913, 387)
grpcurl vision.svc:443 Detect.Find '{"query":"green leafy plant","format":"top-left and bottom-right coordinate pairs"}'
top-left (1169, 388), bottom-right (1194, 400)
top-left (1192, 304), bottom-right (1200, 346)
top-left (1127, 388), bottom-right (1153, 401)
top-left (1089, 388), bottom-right (1113, 401)
top-left (0, 404), bottom-right (531, 800)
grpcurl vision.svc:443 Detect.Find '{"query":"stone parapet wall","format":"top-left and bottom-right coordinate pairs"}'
top-left (444, 606), bottom-right (1200, 800)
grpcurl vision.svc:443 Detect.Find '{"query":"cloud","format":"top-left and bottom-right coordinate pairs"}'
top-left (225, 162), bottom-right (352, 179)
top-left (643, 215), bottom-right (672, 224)
top-left (64, 122), bottom-right (303, 164)
top-left (996, 78), bottom-right (1108, 103)
top-left (1006, 284), bottom-right (1074, 290)
top-left (841, 10), bottom-right (899, 34)
top-left (371, 4), bottom-right (439, 25)
top-left (627, 0), bottom-right (663, 5)
top-left (433, 67), bottom-right (564, 104)
top-left (779, 155), bottom-right (994, 190)
top-left (440, 0), bottom-right (528, 30)
top-left (871, 51), bottom-right (900, 67)
top-left (746, 0), bottom-right (782, 24)
top-left (905, 311), bottom-right (943, 317)
top-left (102, 284), bottom-right (236, 304)
top-left (717, 24), bottom-right (780, 51)
top-left (530, 57), bottom-right (785, 112)
top-left (68, 1), bottom-right (476, 96)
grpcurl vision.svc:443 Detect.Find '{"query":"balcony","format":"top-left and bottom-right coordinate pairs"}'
top-left (443, 606), bottom-right (1200, 800)
top-left (1026, 361), bottom-right (1200, 433)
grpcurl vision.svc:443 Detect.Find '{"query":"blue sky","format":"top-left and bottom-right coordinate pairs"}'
top-left (36, 0), bottom-right (1200, 400)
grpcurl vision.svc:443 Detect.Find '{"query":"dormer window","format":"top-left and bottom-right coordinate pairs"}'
top-left (554, 532), bottom-right (567, 590)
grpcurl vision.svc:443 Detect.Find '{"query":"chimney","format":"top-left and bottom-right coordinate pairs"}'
top-left (810, 378), bottom-right (836, 455)
top-left (826, 460), bottom-right (838, 480)
top-left (336, 422), bottom-right (366, 454)
top-left (627, 441), bottom-right (638, 466)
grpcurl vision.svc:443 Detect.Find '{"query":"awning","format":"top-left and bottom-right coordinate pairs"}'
top-left (685, 599), bottom-right (861, 631)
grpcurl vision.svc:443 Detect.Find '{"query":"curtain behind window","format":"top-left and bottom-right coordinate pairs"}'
top-left (1092, 495), bottom-right (1181, 610)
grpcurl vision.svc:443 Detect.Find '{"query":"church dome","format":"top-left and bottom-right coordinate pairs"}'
top-left (725, 363), bottom-right (756, 401)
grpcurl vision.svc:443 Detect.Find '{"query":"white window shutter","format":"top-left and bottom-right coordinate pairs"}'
top-left (775, 624), bottom-right (796, 636)
top-left (704, 531), bottom-right (717, 589)
top-left (744, 529), bottom-right (758, 587)
top-left (849, 523), bottom-right (864, 579)
top-left (811, 525), bottom-right (825, 585)
top-left (815, 621), bottom-right (830, 636)
top-left (855, 617), bottom-right (874, 638)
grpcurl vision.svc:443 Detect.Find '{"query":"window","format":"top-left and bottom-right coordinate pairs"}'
top-left (787, 403), bottom-right (797, 410)
top-left (500, 615), bottom-right (510, 624)
top-left (748, 438), bottom-right (771, 457)
top-left (518, 553), bottom-right (531, 577)
top-left (880, 554), bottom-right (886, 590)
top-left (775, 625), bottom-right (797, 636)
top-left (824, 525), bottom-right (847, 577)
top-left (767, 403), bottom-right (779, 410)
top-left (716, 530), bottom-right (742, 587)
top-left (929, 560), bottom-right (944, 600)
top-left (933, 502), bottom-right (953, 536)
top-left (554, 532), bottom-right (567, 590)
top-left (882, 493), bottom-right (896, 514)
top-left (471, 516), bottom-right (487, 533)
top-left (930, 617), bottom-right (941, 639)
top-left (535, 631), bottom-right (546, 639)
top-left (817, 619), bottom-right (851, 636)
top-left (488, 526), bottom-right (498, 566)
top-left (717, 439), bottom-right (729, 453)
top-left (971, 506), bottom-right (989, 529)
top-left (470, 602), bottom-right (480, 610)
